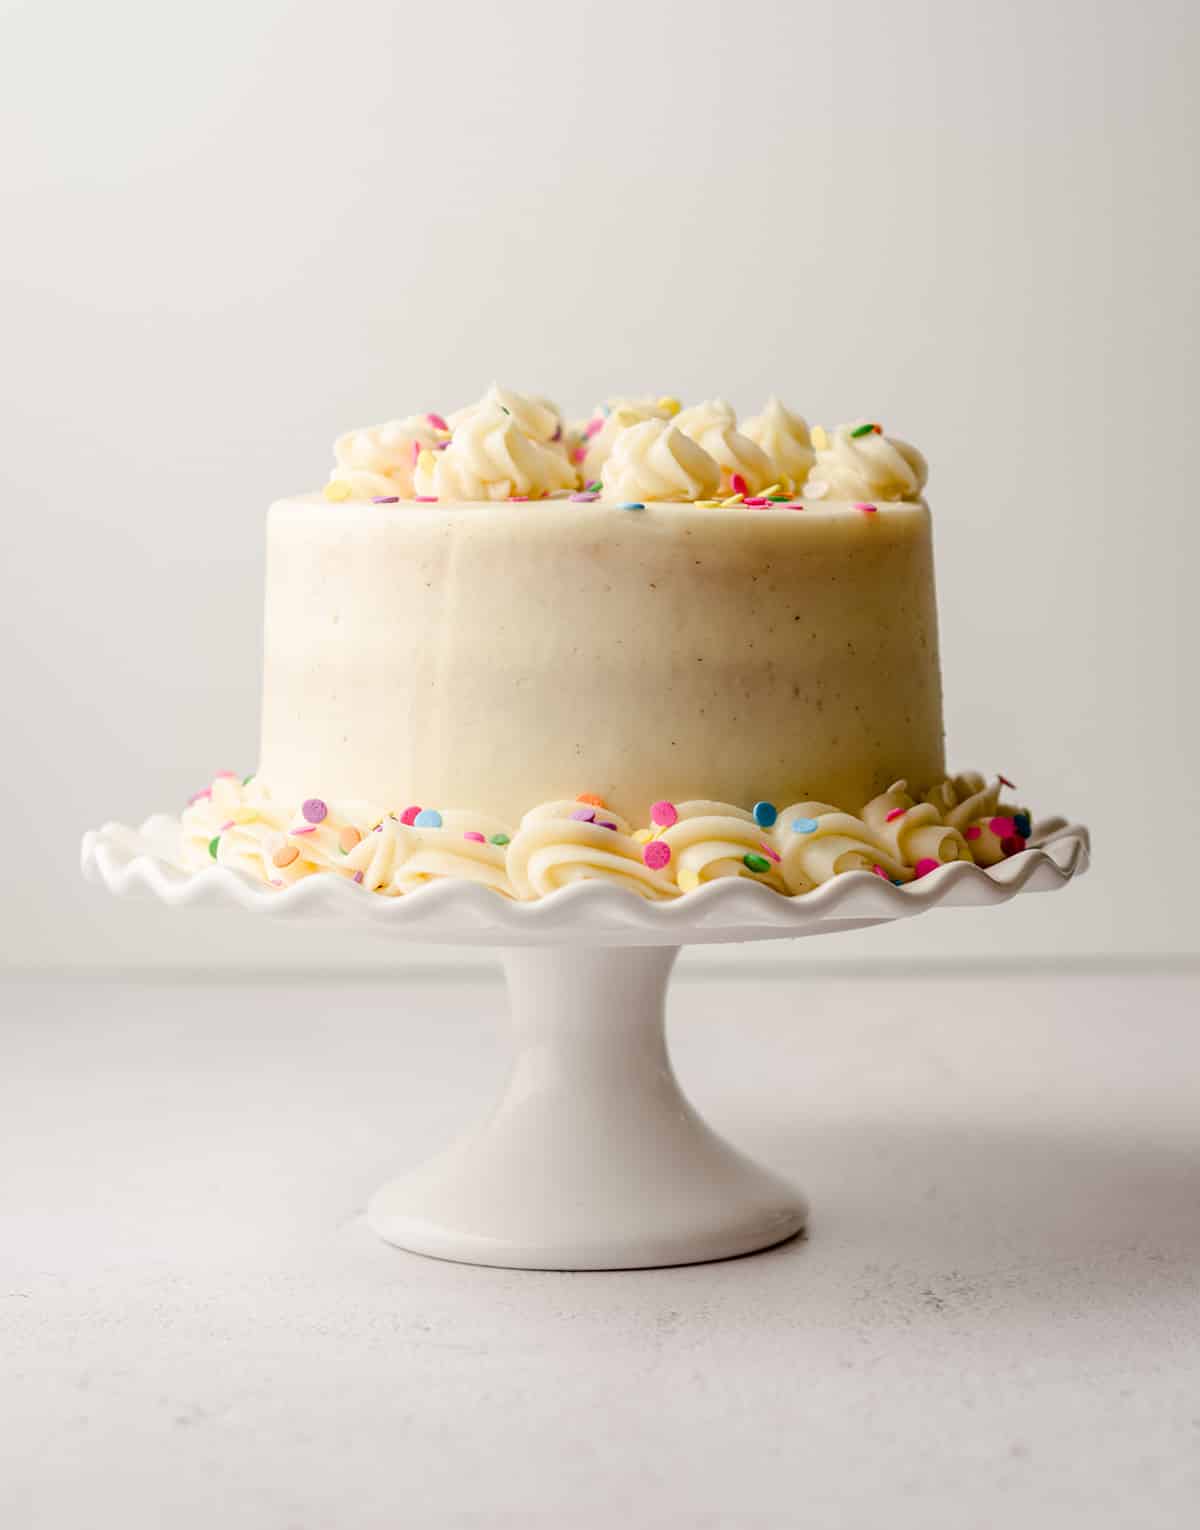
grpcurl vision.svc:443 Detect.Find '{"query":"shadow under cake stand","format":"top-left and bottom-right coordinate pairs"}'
top-left (82, 815), bottom-right (1089, 1271)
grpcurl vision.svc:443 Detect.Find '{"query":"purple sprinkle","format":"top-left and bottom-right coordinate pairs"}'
top-left (570, 807), bottom-right (597, 822)
top-left (302, 797), bottom-right (328, 824)
top-left (371, 495), bottom-right (400, 503)
top-left (598, 820), bottom-right (618, 831)
top-left (569, 492), bottom-right (600, 502)
top-left (353, 871), bottom-right (364, 884)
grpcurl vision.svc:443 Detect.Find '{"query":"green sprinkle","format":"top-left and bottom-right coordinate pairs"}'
top-left (743, 852), bottom-right (771, 874)
top-left (489, 833), bottom-right (511, 846)
top-left (208, 836), bottom-right (221, 860)
top-left (586, 481), bottom-right (602, 492)
top-left (242, 773), bottom-right (254, 785)
top-left (850, 423), bottom-right (876, 438)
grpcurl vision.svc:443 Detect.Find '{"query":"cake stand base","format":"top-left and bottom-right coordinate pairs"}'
top-left (82, 812), bottom-right (1089, 1271)
top-left (368, 946), bottom-right (806, 1269)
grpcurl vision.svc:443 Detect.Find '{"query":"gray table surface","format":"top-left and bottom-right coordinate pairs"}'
top-left (2, 965), bottom-right (1198, 1530)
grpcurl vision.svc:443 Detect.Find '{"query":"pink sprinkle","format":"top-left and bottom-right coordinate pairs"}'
top-left (759, 841), bottom-right (781, 863)
top-left (463, 831), bottom-right (486, 843)
top-left (872, 864), bottom-right (889, 879)
top-left (643, 840), bottom-right (671, 871)
top-left (885, 807), bottom-right (906, 822)
top-left (730, 473), bottom-right (748, 495)
top-left (988, 816), bottom-right (1016, 839)
top-left (789, 502), bottom-right (806, 511)
top-left (999, 773), bottom-right (1017, 789)
top-left (510, 495), bottom-right (530, 502)
top-left (1001, 834), bottom-right (1027, 857)
top-left (188, 788), bottom-right (212, 804)
top-left (571, 446), bottom-right (587, 464)
top-left (584, 417), bottom-right (604, 439)
top-left (427, 412), bottom-right (448, 431)
top-left (414, 495), bottom-right (438, 502)
top-left (215, 770), bottom-right (239, 780)
top-left (965, 825), bottom-right (982, 841)
top-left (914, 857), bottom-right (941, 878)
top-left (650, 800), bottom-right (678, 828)
top-left (291, 825), bottom-right (317, 836)
top-left (570, 491), bottom-right (600, 501)
top-left (220, 820), bottom-right (235, 832)
top-left (743, 497), bottom-right (768, 506)
top-left (570, 807), bottom-right (597, 823)
top-left (855, 502), bottom-right (878, 514)
top-left (353, 871), bottom-right (364, 884)
top-left (411, 440), bottom-right (422, 466)
top-left (400, 806), bottom-right (421, 826)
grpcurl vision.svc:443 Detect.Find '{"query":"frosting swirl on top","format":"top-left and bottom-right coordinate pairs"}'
top-left (576, 396), bottom-right (677, 481)
top-left (414, 405), bottom-right (577, 500)
top-left (449, 384), bottom-right (563, 447)
top-left (600, 420), bottom-right (721, 503)
top-left (741, 398), bottom-right (815, 493)
top-left (671, 400), bottom-right (776, 495)
top-left (328, 415), bottom-right (448, 499)
top-left (806, 422), bottom-right (928, 502)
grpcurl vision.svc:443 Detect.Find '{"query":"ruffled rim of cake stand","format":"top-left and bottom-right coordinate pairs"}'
top-left (81, 814), bottom-right (1090, 946)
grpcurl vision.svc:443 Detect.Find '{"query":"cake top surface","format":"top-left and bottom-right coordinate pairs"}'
top-left (320, 384), bottom-right (928, 510)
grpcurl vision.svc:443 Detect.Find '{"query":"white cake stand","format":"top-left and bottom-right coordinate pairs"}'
top-left (82, 815), bottom-right (1089, 1270)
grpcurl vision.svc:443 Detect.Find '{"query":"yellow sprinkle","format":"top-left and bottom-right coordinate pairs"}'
top-left (721, 493), bottom-right (745, 507)
top-left (678, 867), bottom-right (701, 894)
top-left (323, 479), bottom-right (351, 502)
top-left (810, 425), bottom-right (828, 451)
top-left (417, 449), bottom-right (437, 472)
top-left (657, 395), bottom-right (681, 416)
top-left (695, 499), bottom-right (720, 509)
top-left (232, 807), bottom-right (257, 824)
top-left (632, 827), bottom-right (653, 844)
top-left (759, 483), bottom-right (781, 499)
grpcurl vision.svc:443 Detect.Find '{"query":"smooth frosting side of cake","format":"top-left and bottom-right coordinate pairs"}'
top-left (257, 497), bottom-right (946, 823)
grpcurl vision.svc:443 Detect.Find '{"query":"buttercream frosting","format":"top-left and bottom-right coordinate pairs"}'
top-left (181, 771), bottom-right (1035, 902)
top-left (741, 398), bottom-right (815, 494)
top-left (806, 422), bottom-right (928, 503)
top-left (671, 400), bottom-right (776, 495)
top-left (328, 415), bottom-right (448, 499)
top-left (599, 420), bottom-right (721, 503)
top-left (576, 396), bottom-right (678, 482)
top-left (413, 404), bottom-right (576, 500)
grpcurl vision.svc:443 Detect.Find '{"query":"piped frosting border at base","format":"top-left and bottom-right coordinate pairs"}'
top-left (181, 772), bottom-right (1033, 902)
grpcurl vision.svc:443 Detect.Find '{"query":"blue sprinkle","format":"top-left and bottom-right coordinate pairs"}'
top-left (1014, 811), bottom-right (1031, 838)
top-left (791, 817), bottom-right (819, 834)
top-left (752, 800), bottom-right (777, 828)
top-left (618, 501), bottom-right (645, 511)
top-left (413, 808), bottom-right (443, 829)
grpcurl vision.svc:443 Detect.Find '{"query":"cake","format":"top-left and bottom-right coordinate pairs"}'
top-left (182, 385), bottom-right (1033, 899)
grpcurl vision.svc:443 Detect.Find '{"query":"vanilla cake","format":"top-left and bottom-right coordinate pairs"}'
top-left (183, 385), bottom-right (1033, 899)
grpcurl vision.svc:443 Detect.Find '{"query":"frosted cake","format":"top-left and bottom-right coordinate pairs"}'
top-left (182, 385), bottom-right (1033, 899)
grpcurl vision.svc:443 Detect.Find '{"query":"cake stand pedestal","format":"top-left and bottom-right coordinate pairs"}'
top-left (82, 815), bottom-right (1089, 1270)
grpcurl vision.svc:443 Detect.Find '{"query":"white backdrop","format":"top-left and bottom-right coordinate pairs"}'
top-left (2, 0), bottom-right (1196, 971)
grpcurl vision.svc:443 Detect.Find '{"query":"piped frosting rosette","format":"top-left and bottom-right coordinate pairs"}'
top-left (672, 400), bottom-right (776, 495)
top-left (506, 801), bottom-right (677, 900)
top-left (859, 780), bottom-right (972, 871)
top-left (806, 422), bottom-right (928, 503)
top-left (326, 414), bottom-right (450, 500)
top-left (741, 398), bottom-right (815, 495)
top-left (414, 404), bottom-right (577, 501)
top-left (776, 802), bottom-right (910, 894)
top-left (574, 395), bottom-right (680, 481)
top-left (449, 384), bottom-right (566, 453)
top-left (646, 802), bottom-right (788, 895)
top-left (600, 420), bottom-right (721, 503)
top-left (924, 773), bottom-right (1033, 867)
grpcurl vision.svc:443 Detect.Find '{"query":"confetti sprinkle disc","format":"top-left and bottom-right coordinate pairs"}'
top-left (752, 801), bottom-right (777, 827)
top-left (413, 808), bottom-right (443, 829)
top-left (650, 800), bottom-right (678, 828)
top-left (791, 817), bottom-right (819, 834)
top-left (643, 840), bottom-right (671, 871)
top-left (743, 852), bottom-right (772, 875)
top-left (301, 798), bottom-right (328, 824)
